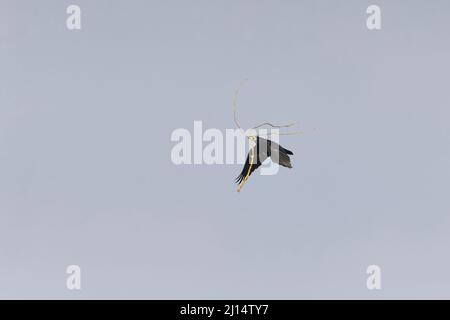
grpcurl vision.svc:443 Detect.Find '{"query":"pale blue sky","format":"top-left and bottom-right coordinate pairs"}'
top-left (1, 0), bottom-right (450, 298)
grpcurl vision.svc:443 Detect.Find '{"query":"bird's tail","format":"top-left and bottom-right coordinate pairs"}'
top-left (278, 152), bottom-right (293, 168)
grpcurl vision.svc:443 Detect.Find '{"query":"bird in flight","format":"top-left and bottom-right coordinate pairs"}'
top-left (232, 79), bottom-right (300, 192)
top-left (235, 136), bottom-right (294, 186)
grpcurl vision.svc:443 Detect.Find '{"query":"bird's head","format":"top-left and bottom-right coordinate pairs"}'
top-left (246, 133), bottom-right (257, 150)
top-left (243, 128), bottom-right (258, 141)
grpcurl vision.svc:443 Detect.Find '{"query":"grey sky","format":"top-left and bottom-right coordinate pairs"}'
top-left (1, 0), bottom-right (450, 299)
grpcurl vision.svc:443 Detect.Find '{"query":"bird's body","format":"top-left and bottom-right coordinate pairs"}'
top-left (235, 136), bottom-right (293, 185)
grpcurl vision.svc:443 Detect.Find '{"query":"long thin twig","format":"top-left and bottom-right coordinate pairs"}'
top-left (232, 79), bottom-right (248, 130)
top-left (260, 130), bottom-right (304, 136)
top-left (233, 80), bottom-right (297, 132)
top-left (252, 122), bottom-right (296, 129)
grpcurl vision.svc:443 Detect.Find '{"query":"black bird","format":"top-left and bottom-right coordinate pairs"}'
top-left (235, 136), bottom-right (293, 186)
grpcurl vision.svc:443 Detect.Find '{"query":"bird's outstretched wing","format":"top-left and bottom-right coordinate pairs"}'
top-left (269, 141), bottom-right (293, 168)
top-left (235, 149), bottom-right (263, 184)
